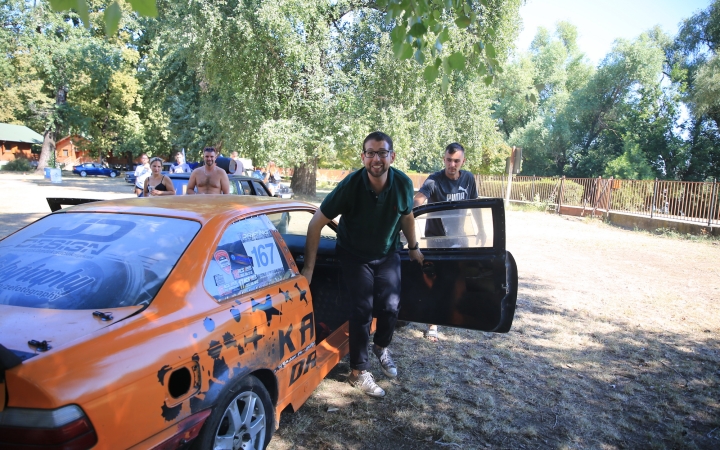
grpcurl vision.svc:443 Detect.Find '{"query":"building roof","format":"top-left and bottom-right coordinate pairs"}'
top-left (0, 123), bottom-right (43, 144)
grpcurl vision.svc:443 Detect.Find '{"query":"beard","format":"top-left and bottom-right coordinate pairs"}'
top-left (366, 161), bottom-right (389, 178)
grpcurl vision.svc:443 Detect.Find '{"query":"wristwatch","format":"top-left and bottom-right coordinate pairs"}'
top-left (408, 242), bottom-right (419, 251)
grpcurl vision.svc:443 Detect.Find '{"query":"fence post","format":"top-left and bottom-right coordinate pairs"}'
top-left (532, 175), bottom-right (536, 201)
top-left (557, 176), bottom-right (565, 214)
top-left (651, 178), bottom-right (658, 219)
top-left (607, 177), bottom-right (613, 219)
top-left (709, 178), bottom-right (718, 227)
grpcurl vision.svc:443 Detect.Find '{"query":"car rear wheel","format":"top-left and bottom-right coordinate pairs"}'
top-left (80, 171), bottom-right (87, 177)
top-left (110, 171), bottom-right (117, 178)
top-left (193, 375), bottom-right (274, 450)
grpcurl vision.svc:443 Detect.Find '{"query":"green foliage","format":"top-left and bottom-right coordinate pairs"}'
top-left (504, 24), bottom-right (681, 180)
top-left (2, 158), bottom-right (33, 171)
top-left (47, 0), bottom-right (156, 36)
top-left (604, 141), bottom-right (656, 180)
top-left (48, 0), bottom-right (518, 83)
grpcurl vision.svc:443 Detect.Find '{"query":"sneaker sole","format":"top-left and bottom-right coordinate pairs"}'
top-left (379, 366), bottom-right (397, 378)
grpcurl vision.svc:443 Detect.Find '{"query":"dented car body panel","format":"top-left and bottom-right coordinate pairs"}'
top-left (0, 195), bottom-right (517, 449)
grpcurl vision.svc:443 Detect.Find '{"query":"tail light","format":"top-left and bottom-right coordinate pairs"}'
top-left (0, 405), bottom-right (97, 450)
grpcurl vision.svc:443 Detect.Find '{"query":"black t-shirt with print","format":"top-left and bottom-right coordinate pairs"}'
top-left (418, 170), bottom-right (478, 237)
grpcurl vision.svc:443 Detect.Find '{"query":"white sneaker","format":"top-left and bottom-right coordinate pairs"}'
top-left (348, 371), bottom-right (385, 397)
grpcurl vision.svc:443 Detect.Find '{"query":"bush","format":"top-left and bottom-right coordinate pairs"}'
top-left (2, 158), bottom-right (33, 172)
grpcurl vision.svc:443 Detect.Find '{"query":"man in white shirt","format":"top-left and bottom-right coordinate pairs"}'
top-left (169, 152), bottom-right (191, 173)
top-left (231, 151), bottom-right (244, 175)
top-left (134, 154), bottom-right (150, 196)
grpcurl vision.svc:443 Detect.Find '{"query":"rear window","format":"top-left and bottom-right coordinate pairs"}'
top-left (0, 213), bottom-right (200, 310)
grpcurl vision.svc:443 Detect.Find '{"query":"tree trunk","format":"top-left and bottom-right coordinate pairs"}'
top-left (36, 87), bottom-right (67, 173)
top-left (37, 130), bottom-right (56, 172)
top-left (290, 157), bottom-right (317, 197)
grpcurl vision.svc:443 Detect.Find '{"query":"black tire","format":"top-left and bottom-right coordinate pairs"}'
top-left (193, 375), bottom-right (274, 450)
top-left (80, 171), bottom-right (87, 177)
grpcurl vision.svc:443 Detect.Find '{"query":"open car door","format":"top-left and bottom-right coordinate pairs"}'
top-left (398, 198), bottom-right (518, 333)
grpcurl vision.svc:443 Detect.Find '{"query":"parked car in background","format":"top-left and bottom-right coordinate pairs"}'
top-left (168, 173), bottom-right (274, 196)
top-left (244, 170), bottom-right (294, 198)
top-left (0, 196), bottom-right (517, 449)
top-left (124, 170), bottom-right (136, 184)
top-left (72, 163), bottom-right (121, 178)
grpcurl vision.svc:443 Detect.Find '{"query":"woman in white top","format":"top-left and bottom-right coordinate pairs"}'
top-left (134, 154), bottom-right (151, 196)
top-left (143, 157), bottom-right (176, 197)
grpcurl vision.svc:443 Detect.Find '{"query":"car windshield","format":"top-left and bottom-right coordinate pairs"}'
top-left (0, 213), bottom-right (200, 310)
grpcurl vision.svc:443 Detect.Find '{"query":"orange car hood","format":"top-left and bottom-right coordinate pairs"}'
top-left (0, 305), bottom-right (143, 360)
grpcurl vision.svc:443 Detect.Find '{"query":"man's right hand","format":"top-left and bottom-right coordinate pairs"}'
top-left (302, 210), bottom-right (332, 286)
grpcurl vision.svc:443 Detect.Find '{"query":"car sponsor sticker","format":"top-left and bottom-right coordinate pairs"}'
top-left (213, 250), bottom-right (232, 274)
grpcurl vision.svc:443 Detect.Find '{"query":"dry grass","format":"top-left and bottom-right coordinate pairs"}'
top-left (270, 211), bottom-right (720, 449)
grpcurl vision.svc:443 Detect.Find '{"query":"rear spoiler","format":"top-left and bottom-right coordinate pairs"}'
top-left (46, 197), bottom-right (102, 212)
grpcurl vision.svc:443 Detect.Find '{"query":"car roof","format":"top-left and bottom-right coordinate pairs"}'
top-left (168, 173), bottom-right (259, 182)
top-left (55, 195), bottom-right (313, 227)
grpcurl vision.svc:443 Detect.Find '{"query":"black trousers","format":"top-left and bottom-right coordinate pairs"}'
top-left (338, 246), bottom-right (401, 371)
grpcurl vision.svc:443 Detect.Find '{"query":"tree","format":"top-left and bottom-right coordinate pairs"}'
top-left (668, 0), bottom-right (720, 180)
top-left (48, 0), bottom-right (518, 84)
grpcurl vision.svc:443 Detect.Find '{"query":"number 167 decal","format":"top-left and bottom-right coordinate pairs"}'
top-left (245, 237), bottom-right (283, 275)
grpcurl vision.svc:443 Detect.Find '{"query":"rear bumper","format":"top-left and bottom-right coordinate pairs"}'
top-left (130, 409), bottom-right (211, 450)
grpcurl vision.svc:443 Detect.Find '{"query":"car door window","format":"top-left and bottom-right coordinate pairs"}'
top-left (413, 207), bottom-right (493, 249)
top-left (228, 180), bottom-right (238, 195)
top-left (204, 215), bottom-right (293, 302)
top-left (277, 211), bottom-right (335, 238)
top-left (240, 181), bottom-right (253, 195)
top-left (252, 181), bottom-right (269, 196)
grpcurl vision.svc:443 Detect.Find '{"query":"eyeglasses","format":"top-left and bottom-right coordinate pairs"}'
top-left (363, 150), bottom-right (391, 159)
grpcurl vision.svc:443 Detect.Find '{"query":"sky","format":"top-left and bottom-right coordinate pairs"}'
top-left (516, 0), bottom-right (713, 64)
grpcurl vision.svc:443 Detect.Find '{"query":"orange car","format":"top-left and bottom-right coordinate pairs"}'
top-left (0, 196), bottom-right (517, 449)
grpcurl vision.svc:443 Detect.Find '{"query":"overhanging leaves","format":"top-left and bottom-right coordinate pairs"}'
top-left (408, 22), bottom-right (428, 38)
top-left (128, 0), bottom-right (158, 17)
top-left (448, 51), bottom-right (466, 70)
top-left (105, 2), bottom-right (122, 36)
top-left (423, 64), bottom-right (439, 82)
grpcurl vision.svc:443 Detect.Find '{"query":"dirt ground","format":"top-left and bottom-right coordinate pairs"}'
top-left (1, 172), bottom-right (718, 449)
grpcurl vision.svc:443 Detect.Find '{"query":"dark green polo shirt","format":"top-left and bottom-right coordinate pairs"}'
top-left (320, 167), bottom-right (414, 261)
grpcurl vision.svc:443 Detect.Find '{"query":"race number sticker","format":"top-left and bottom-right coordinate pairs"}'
top-left (243, 235), bottom-right (283, 276)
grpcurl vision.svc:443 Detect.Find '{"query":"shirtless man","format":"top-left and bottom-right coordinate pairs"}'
top-left (187, 147), bottom-right (230, 194)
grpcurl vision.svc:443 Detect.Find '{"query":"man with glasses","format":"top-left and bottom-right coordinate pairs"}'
top-left (302, 131), bottom-right (424, 397)
top-left (187, 147), bottom-right (230, 195)
top-left (413, 142), bottom-right (478, 342)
